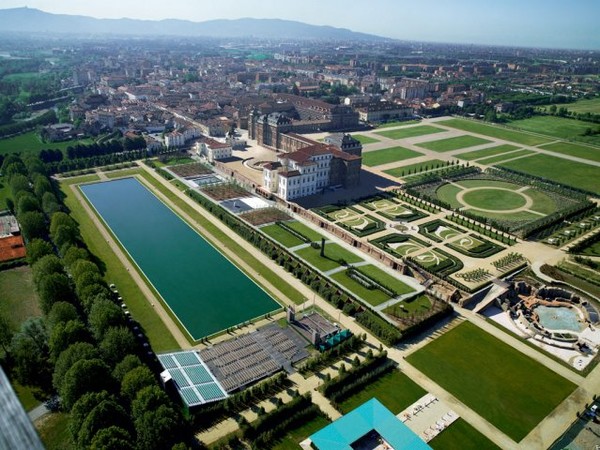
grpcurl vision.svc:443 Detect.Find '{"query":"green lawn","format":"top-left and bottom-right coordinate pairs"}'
top-left (352, 134), bottom-right (380, 144)
top-left (457, 144), bottom-right (521, 161)
top-left (377, 119), bottom-right (421, 128)
top-left (104, 168), bottom-right (143, 179)
top-left (407, 321), bottom-right (576, 441)
top-left (384, 295), bottom-right (433, 319)
top-left (538, 141), bottom-right (600, 162)
top-left (0, 266), bottom-right (41, 330)
top-left (435, 184), bottom-right (463, 209)
top-left (330, 271), bottom-right (391, 306)
top-left (376, 125), bottom-right (445, 140)
top-left (438, 119), bottom-right (552, 146)
top-left (36, 412), bottom-right (74, 450)
top-left (295, 243), bottom-right (363, 272)
top-left (455, 179), bottom-right (520, 190)
top-left (554, 97), bottom-right (600, 114)
top-left (417, 135), bottom-right (492, 152)
top-left (509, 116), bottom-right (600, 144)
top-left (359, 265), bottom-right (414, 295)
top-left (338, 369), bottom-right (427, 414)
top-left (430, 419), bottom-right (501, 450)
top-left (261, 224), bottom-right (305, 248)
top-left (272, 414), bottom-right (331, 450)
top-left (498, 154), bottom-right (600, 195)
top-left (284, 221), bottom-right (324, 242)
top-left (580, 240), bottom-right (600, 257)
top-left (13, 381), bottom-right (43, 411)
top-left (0, 130), bottom-right (94, 156)
top-left (383, 159), bottom-right (447, 178)
top-left (524, 188), bottom-right (558, 215)
top-left (362, 146), bottom-right (423, 167)
top-left (477, 150), bottom-right (535, 165)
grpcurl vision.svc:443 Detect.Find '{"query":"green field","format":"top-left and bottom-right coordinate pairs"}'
top-left (430, 419), bottom-right (501, 450)
top-left (260, 224), bottom-right (305, 248)
top-left (0, 130), bottom-right (94, 156)
top-left (457, 144), bottom-right (521, 161)
top-left (417, 135), bottom-right (492, 152)
top-left (509, 116), bottom-right (600, 144)
top-left (352, 134), bottom-right (380, 145)
top-left (383, 159), bottom-right (448, 178)
top-left (358, 265), bottom-right (414, 295)
top-left (330, 271), bottom-right (391, 306)
top-left (498, 154), bottom-right (600, 195)
top-left (375, 125), bottom-right (445, 140)
top-left (554, 97), bottom-right (600, 114)
top-left (284, 221), bottom-right (323, 242)
top-left (295, 243), bottom-right (363, 272)
top-left (377, 119), bottom-right (421, 129)
top-left (438, 119), bottom-right (552, 146)
top-left (407, 321), bottom-right (576, 441)
top-left (362, 146), bottom-right (423, 167)
top-left (272, 414), bottom-right (331, 450)
top-left (36, 412), bottom-right (73, 450)
top-left (477, 150), bottom-right (535, 165)
top-left (538, 141), bottom-right (600, 162)
top-left (338, 369), bottom-right (427, 414)
top-left (384, 294), bottom-right (432, 319)
top-left (0, 266), bottom-right (42, 330)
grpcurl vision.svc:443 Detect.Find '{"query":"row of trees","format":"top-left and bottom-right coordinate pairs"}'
top-left (0, 109), bottom-right (57, 138)
top-left (0, 154), bottom-right (190, 450)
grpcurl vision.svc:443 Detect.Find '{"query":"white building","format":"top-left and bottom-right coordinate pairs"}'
top-left (196, 138), bottom-right (232, 163)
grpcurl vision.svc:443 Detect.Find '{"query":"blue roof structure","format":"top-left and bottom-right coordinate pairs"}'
top-left (158, 350), bottom-right (228, 407)
top-left (309, 398), bottom-right (432, 450)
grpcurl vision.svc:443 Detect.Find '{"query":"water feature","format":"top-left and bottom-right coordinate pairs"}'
top-left (80, 177), bottom-right (280, 339)
top-left (535, 305), bottom-right (584, 332)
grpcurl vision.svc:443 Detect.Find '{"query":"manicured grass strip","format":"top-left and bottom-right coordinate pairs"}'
top-left (430, 418), bottom-right (501, 450)
top-left (295, 243), bottom-right (363, 272)
top-left (520, 188), bottom-right (558, 215)
top-left (261, 224), bottom-right (305, 248)
top-left (477, 150), bottom-right (535, 165)
top-left (36, 412), bottom-right (74, 450)
top-left (330, 271), bottom-right (390, 306)
top-left (138, 172), bottom-right (305, 306)
top-left (338, 369), bottom-right (427, 414)
top-left (375, 125), bottom-right (444, 140)
top-left (417, 135), bottom-right (492, 152)
top-left (435, 183), bottom-right (464, 209)
top-left (455, 179), bottom-right (520, 190)
top-left (359, 265), bottom-right (414, 295)
top-left (352, 134), bottom-right (380, 144)
top-left (384, 294), bottom-right (432, 318)
top-left (458, 144), bottom-right (521, 161)
top-left (61, 178), bottom-right (181, 352)
top-left (0, 266), bottom-right (41, 330)
top-left (509, 116), bottom-right (600, 143)
top-left (407, 321), bottom-right (576, 441)
top-left (498, 154), bottom-right (600, 195)
top-left (13, 382), bottom-right (41, 412)
top-left (284, 221), bottom-right (324, 242)
top-left (383, 159), bottom-right (447, 178)
top-left (272, 414), bottom-right (331, 450)
top-left (104, 168), bottom-right (143, 179)
top-left (377, 119), bottom-right (421, 128)
top-left (539, 141), bottom-right (600, 163)
top-left (59, 174), bottom-right (100, 184)
top-left (438, 119), bottom-right (552, 146)
top-left (362, 146), bottom-right (423, 167)
top-left (0, 130), bottom-right (94, 156)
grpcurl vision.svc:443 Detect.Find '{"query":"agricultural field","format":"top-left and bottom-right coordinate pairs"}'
top-left (0, 130), bottom-right (94, 156)
top-left (477, 149), bottom-right (535, 165)
top-left (375, 125), bottom-right (445, 140)
top-left (498, 154), bottom-right (600, 195)
top-left (438, 118), bottom-right (552, 146)
top-left (407, 321), bottom-right (576, 441)
top-left (508, 115), bottom-right (600, 145)
top-left (168, 162), bottom-right (213, 177)
top-left (538, 142), bottom-right (600, 163)
top-left (371, 233), bottom-right (430, 258)
top-left (352, 134), bottom-right (380, 144)
top-left (239, 207), bottom-right (290, 226)
top-left (416, 135), bottom-right (492, 152)
top-left (458, 144), bottom-right (521, 161)
top-left (362, 146), bottom-right (422, 167)
top-left (201, 183), bottom-right (250, 200)
top-left (295, 243), bottom-right (363, 272)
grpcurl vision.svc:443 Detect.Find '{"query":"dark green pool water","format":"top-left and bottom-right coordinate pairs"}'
top-left (80, 177), bottom-right (280, 339)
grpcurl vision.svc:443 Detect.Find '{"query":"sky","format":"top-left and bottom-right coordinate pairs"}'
top-left (1, 0), bottom-right (599, 50)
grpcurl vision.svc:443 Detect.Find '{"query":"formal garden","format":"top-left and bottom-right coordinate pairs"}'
top-left (371, 233), bottom-right (430, 258)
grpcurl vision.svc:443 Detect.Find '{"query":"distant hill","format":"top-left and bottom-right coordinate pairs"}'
top-left (0, 7), bottom-right (388, 41)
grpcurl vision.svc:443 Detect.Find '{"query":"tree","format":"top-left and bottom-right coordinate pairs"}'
top-left (62, 246), bottom-right (90, 269)
top-left (19, 210), bottom-right (47, 241)
top-left (53, 342), bottom-right (99, 391)
top-left (131, 385), bottom-right (171, 420)
top-left (0, 310), bottom-right (14, 354)
top-left (89, 299), bottom-right (126, 341)
top-left (33, 175), bottom-right (52, 199)
top-left (70, 259), bottom-right (101, 284)
top-left (49, 319), bottom-right (91, 360)
top-left (121, 366), bottom-right (156, 402)
top-left (113, 354), bottom-right (143, 382)
top-left (46, 301), bottom-right (79, 332)
top-left (100, 327), bottom-right (137, 366)
top-left (70, 391), bottom-right (114, 440)
top-left (79, 285), bottom-right (112, 313)
top-left (10, 318), bottom-right (51, 388)
top-left (49, 211), bottom-right (78, 238)
top-left (33, 254), bottom-right (64, 285)
top-left (77, 399), bottom-right (130, 448)
top-left (134, 404), bottom-right (181, 450)
top-left (26, 238), bottom-right (53, 265)
top-left (41, 191), bottom-right (61, 216)
top-left (90, 426), bottom-right (134, 450)
top-left (51, 224), bottom-right (80, 252)
top-left (38, 272), bottom-right (73, 314)
top-left (59, 358), bottom-right (114, 410)
top-left (16, 192), bottom-right (41, 216)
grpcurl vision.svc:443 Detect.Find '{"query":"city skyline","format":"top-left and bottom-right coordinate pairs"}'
top-left (1, 0), bottom-right (599, 50)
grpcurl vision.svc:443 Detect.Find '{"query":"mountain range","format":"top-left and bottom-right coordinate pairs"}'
top-left (0, 7), bottom-right (387, 41)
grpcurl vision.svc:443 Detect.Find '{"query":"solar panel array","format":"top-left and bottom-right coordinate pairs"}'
top-left (158, 351), bottom-right (227, 407)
